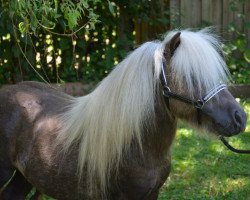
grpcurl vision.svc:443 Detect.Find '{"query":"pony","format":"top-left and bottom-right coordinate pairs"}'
top-left (0, 28), bottom-right (247, 200)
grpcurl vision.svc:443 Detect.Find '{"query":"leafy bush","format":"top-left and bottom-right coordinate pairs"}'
top-left (1, 1), bottom-right (165, 84)
top-left (9, 0), bottom-right (99, 34)
top-left (0, 1), bottom-right (249, 85)
top-left (223, 0), bottom-right (250, 84)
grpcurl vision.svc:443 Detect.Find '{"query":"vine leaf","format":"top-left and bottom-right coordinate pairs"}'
top-left (244, 49), bottom-right (250, 63)
top-left (108, 1), bottom-right (115, 14)
top-left (18, 22), bottom-right (27, 34)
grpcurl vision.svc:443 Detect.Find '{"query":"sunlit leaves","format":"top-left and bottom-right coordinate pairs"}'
top-left (108, 1), bottom-right (115, 14)
top-left (244, 49), bottom-right (250, 63)
top-left (222, 0), bottom-right (250, 84)
top-left (9, 0), bottom-right (100, 34)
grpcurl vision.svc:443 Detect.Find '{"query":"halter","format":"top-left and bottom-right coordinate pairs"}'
top-left (160, 62), bottom-right (226, 124)
top-left (160, 61), bottom-right (250, 154)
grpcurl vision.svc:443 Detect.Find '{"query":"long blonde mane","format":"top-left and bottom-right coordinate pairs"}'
top-left (56, 28), bottom-right (229, 193)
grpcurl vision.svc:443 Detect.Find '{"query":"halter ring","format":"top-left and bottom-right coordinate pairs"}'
top-left (194, 100), bottom-right (204, 109)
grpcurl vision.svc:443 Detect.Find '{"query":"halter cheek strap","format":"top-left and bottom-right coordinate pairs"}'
top-left (162, 83), bottom-right (227, 124)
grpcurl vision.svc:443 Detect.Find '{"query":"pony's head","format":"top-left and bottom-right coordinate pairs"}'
top-left (160, 29), bottom-right (247, 137)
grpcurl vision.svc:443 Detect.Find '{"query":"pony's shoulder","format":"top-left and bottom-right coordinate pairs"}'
top-left (0, 81), bottom-right (72, 118)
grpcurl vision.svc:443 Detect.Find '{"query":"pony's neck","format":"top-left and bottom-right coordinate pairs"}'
top-left (140, 97), bottom-right (177, 162)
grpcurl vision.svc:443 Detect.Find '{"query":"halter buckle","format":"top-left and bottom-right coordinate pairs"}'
top-left (194, 100), bottom-right (204, 110)
top-left (163, 86), bottom-right (171, 98)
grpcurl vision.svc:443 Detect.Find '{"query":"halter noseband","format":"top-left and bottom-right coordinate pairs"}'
top-left (160, 61), bottom-right (250, 154)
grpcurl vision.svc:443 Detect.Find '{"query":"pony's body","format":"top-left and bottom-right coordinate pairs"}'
top-left (0, 82), bottom-right (175, 199)
top-left (0, 29), bottom-right (247, 199)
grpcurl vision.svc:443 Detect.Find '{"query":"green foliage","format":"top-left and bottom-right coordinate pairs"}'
top-left (0, 1), bottom-right (169, 85)
top-left (0, 0), bottom-right (249, 85)
top-left (223, 0), bottom-right (250, 84)
top-left (9, 0), bottom-right (99, 34)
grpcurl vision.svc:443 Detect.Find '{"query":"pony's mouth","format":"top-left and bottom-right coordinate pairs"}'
top-left (215, 122), bottom-right (243, 137)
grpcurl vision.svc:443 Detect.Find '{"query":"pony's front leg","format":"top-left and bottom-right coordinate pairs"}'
top-left (143, 189), bottom-right (160, 200)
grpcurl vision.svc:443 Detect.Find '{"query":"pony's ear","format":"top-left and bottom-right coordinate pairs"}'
top-left (164, 32), bottom-right (181, 58)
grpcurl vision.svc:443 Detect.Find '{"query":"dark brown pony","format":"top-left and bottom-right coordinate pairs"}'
top-left (0, 29), bottom-right (247, 200)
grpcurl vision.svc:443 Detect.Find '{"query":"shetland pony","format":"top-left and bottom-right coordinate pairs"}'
top-left (0, 29), bottom-right (247, 200)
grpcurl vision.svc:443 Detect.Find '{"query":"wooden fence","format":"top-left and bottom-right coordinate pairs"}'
top-left (169, 0), bottom-right (250, 46)
top-left (35, 83), bottom-right (250, 98)
top-left (135, 0), bottom-right (250, 46)
top-left (1, 83), bottom-right (250, 98)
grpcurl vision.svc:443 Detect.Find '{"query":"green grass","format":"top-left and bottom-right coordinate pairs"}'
top-left (158, 101), bottom-right (250, 200)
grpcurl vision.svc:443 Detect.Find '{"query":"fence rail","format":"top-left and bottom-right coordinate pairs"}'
top-left (229, 84), bottom-right (250, 98)
top-left (64, 83), bottom-right (250, 98)
top-left (2, 83), bottom-right (249, 98)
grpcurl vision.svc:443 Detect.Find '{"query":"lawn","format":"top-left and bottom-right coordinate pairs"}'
top-left (159, 100), bottom-right (250, 200)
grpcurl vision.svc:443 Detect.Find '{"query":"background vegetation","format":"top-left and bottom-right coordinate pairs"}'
top-left (0, 0), bottom-right (249, 85)
top-left (222, 0), bottom-right (250, 83)
top-left (0, 0), bottom-right (170, 84)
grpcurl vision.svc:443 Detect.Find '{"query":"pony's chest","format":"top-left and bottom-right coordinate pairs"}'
top-left (114, 160), bottom-right (171, 199)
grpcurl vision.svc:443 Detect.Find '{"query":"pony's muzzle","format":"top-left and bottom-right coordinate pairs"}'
top-left (232, 109), bottom-right (247, 133)
top-left (222, 107), bottom-right (247, 137)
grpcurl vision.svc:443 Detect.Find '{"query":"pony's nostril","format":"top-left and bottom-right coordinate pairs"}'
top-left (234, 110), bottom-right (246, 132)
top-left (235, 111), bottom-right (242, 125)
